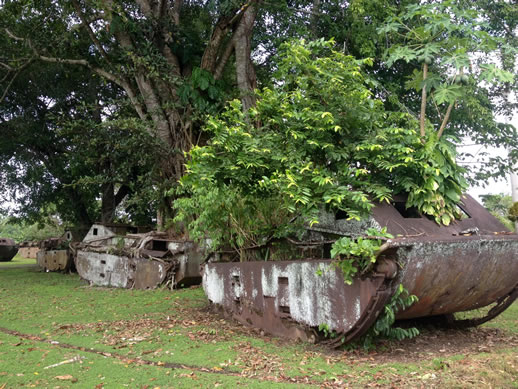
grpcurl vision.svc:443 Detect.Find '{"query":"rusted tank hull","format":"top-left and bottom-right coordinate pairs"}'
top-left (393, 235), bottom-right (518, 319)
top-left (75, 241), bottom-right (204, 289)
top-left (0, 246), bottom-right (18, 262)
top-left (75, 251), bottom-right (170, 289)
top-left (203, 260), bottom-right (392, 342)
top-left (203, 195), bottom-right (518, 345)
top-left (204, 234), bottom-right (518, 344)
top-left (0, 239), bottom-right (18, 262)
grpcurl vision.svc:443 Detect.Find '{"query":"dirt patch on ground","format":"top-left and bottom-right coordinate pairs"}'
top-left (366, 327), bottom-right (518, 363)
top-left (210, 309), bottom-right (518, 364)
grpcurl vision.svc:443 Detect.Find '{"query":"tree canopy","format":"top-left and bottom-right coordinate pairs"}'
top-left (0, 0), bottom-right (516, 229)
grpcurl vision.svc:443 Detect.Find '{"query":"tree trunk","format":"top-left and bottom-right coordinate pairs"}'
top-left (510, 162), bottom-right (518, 231)
top-left (233, 3), bottom-right (259, 111)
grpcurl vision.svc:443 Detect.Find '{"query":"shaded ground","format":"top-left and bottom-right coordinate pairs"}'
top-left (1, 257), bottom-right (517, 388)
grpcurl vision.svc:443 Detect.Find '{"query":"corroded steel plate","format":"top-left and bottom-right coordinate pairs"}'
top-left (392, 235), bottom-right (518, 319)
top-left (203, 260), bottom-right (390, 341)
top-left (36, 250), bottom-right (71, 271)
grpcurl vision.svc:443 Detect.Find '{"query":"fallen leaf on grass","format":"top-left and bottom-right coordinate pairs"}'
top-left (55, 375), bottom-right (78, 382)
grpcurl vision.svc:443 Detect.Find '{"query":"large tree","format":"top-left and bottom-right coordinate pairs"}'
top-left (0, 0), bottom-right (516, 226)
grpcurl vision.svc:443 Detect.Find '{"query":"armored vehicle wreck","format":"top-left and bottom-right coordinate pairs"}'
top-left (74, 223), bottom-right (204, 289)
top-left (36, 227), bottom-right (88, 272)
top-left (203, 195), bottom-right (518, 346)
top-left (0, 238), bottom-right (18, 262)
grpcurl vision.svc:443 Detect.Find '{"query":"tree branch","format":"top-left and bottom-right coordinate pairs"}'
top-left (201, 1), bottom-right (254, 75)
top-left (437, 101), bottom-right (454, 139)
top-left (214, 38), bottom-right (235, 80)
top-left (4, 28), bottom-right (24, 41)
top-left (172, 0), bottom-right (183, 26)
top-left (232, 1), bottom-right (259, 111)
top-left (201, 15), bottom-right (234, 74)
top-left (0, 58), bottom-right (33, 103)
top-left (0, 61), bottom-right (14, 71)
top-left (0, 67), bottom-right (21, 103)
top-left (135, 0), bottom-right (153, 17)
top-left (114, 184), bottom-right (131, 207)
top-left (71, 0), bottom-right (112, 64)
top-left (420, 63), bottom-right (428, 137)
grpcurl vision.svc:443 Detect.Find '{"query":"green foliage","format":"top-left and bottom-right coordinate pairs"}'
top-left (357, 284), bottom-right (419, 349)
top-left (176, 39), bottom-right (469, 253)
top-left (380, 0), bottom-right (515, 85)
top-left (318, 323), bottom-right (337, 339)
top-left (0, 216), bottom-right (64, 243)
top-left (355, 127), bottom-right (468, 224)
top-left (508, 202), bottom-right (518, 223)
top-left (379, 0), bottom-right (516, 136)
top-left (330, 228), bottom-right (393, 285)
top-left (480, 193), bottom-right (515, 231)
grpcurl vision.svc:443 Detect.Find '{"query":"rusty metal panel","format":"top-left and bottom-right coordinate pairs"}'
top-left (133, 259), bottom-right (169, 289)
top-left (0, 238), bottom-right (18, 262)
top-left (75, 238), bottom-right (205, 289)
top-left (18, 246), bottom-right (40, 259)
top-left (203, 260), bottom-right (389, 341)
top-left (75, 249), bottom-right (171, 289)
top-left (371, 194), bottom-right (509, 237)
top-left (36, 250), bottom-right (71, 271)
top-left (202, 194), bottom-right (518, 345)
top-left (172, 241), bottom-right (203, 287)
top-left (393, 235), bottom-right (518, 319)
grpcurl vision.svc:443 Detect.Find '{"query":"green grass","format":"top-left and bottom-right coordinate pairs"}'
top-left (1, 259), bottom-right (518, 388)
top-left (0, 254), bottom-right (36, 266)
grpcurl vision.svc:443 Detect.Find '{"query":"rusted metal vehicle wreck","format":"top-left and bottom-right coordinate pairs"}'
top-left (203, 195), bottom-right (518, 346)
top-left (0, 237), bottom-right (18, 262)
top-left (36, 227), bottom-right (89, 272)
top-left (74, 223), bottom-right (204, 289)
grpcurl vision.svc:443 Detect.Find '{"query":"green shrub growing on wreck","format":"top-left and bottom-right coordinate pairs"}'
top-left (330, 227), bottom-right (393, 285)
top-left (508, 202), bottom-right (518, 223)
top-left (175, 39), bottom-right (467, 253)
top-left (357, 284), bottom-right (420, 348)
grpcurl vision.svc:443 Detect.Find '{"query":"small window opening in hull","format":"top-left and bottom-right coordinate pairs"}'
top-left (393, 202), bottom-right (421, 218)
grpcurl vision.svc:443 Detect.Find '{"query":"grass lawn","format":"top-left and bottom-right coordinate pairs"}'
top-left (1, 258), bottom-right (517, 388)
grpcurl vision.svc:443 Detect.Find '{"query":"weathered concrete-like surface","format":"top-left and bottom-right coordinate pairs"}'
top-left (75, 251), bottom-right (169, 289)
top-left (18, 245), bottom-right (40, 259)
